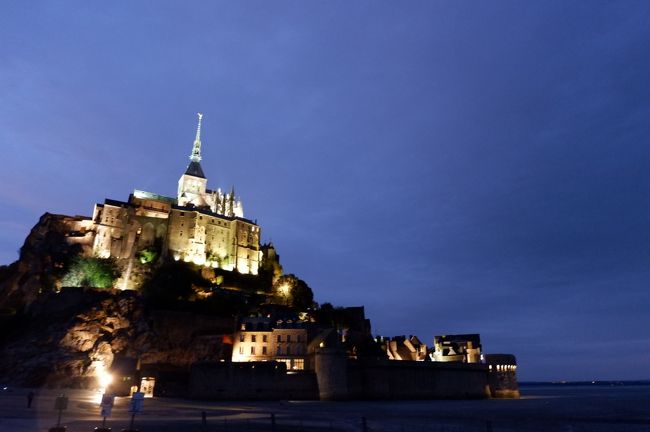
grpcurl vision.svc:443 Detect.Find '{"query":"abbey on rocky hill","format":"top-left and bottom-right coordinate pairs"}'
top-left (65, 114), bottom-right (262, 286)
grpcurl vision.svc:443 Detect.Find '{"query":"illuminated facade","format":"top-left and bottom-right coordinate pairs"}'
top-left (384, 335), bottom-right (428, 361)
top-left (231, 317), bottom-right (308, 370)
top-left (92, 114), bottom-right (262, 277)
top-left (432, 334), bottom-right (482, 363)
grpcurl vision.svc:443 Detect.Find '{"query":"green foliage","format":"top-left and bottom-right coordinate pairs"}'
top-left (141, 260), bottom-right (257, 317)
top-left (274, 274), bottom-right (314, 311)
top-left (22, 226), bottom-right (82, 292)
top-left (60, 257), bottom-right (119, 288)
top-left (208, 267), bottom-right (269, 293)
top-left (140, 261), bottom-right (209, 306)
top-left (136, 246), bottom-right (159, 264)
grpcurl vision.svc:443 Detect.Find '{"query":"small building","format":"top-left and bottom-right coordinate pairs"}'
top-left (433, 334), bottom-right (482, 363)
top-left (232, 317), bottom-right (308, 370)
top-left (385, 335), bottom-right (428, 361)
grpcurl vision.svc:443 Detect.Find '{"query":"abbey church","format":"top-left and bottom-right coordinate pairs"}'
top-left (91, 114), bottom-right (262, 276)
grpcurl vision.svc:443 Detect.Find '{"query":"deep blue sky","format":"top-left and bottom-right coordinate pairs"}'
top-left (1, 1), bottom-right (649, 381)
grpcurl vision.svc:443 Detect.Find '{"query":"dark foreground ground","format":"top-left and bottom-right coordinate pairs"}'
top-left (1, 385), bottom-right (649, 432)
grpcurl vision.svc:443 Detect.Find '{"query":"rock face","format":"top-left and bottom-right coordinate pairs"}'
top-left (0, 213), bottom-right (93, 311)
top-left (0, 288), bottom-right (234, 387)
top-left (0, 213), bottom-right (238, 388)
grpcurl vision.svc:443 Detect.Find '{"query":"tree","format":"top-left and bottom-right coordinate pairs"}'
top-left (274, 274), bottom-right (314, 310)
top-left (136, 246), bottom-right (159, 264)
top-left (60, 257), bottom-right (119, 288)
top-left (140, 261), bottom-right (208, 306)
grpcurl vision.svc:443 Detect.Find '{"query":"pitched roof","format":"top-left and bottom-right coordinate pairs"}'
top-left (184, 161), bottom-right (205, 178)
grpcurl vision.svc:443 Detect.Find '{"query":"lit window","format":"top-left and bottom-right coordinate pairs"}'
top-left (293, 359), bottom-right (304, 370)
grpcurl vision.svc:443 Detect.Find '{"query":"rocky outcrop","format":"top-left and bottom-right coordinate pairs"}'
top-left (0, 213), bottom-right (241, 388)
top-left (0, 287), bottom-right (235, 387)
top-left (0, 213), bottom-right (94, 311)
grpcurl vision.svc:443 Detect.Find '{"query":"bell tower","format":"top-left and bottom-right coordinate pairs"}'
top-left (178, 113), bottom-right (208, 207)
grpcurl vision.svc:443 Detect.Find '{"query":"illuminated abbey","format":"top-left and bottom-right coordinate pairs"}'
top-left (91, 114), bottom-right (262, 275)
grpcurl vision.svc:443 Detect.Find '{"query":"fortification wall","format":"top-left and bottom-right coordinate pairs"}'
top-left (189, 362), bottom-right (319, 400)
top-left (484, 354), bottom-right (520, 398)
top-left (187, 356), bottom-right (517, 401)
top-left (347, 359), bottom-right (491, 400)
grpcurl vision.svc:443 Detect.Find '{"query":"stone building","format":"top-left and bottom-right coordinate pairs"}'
top-left (231, 317), bottom-right (309, 370)
top-left (433, 334), bottom-right (482, 363)
top-left (385, 335), bottom-right (428, 361)
top-left (90, 114), bottom-right (262, 282)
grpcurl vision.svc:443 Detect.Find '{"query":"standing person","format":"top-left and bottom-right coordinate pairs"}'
top-left (27, 391), bottom-right (34, 408)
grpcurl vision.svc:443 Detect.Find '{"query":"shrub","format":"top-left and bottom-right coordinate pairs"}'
top-left (60, 257), bottom-right (119, 288)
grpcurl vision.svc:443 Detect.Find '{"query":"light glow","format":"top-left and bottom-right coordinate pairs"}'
top-left (92, 360), bottom-right (113, 402)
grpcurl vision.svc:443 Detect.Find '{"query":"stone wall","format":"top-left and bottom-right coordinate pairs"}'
top-left (189, 362), bottom-right (319, 400)
top-left (346, 359), bottom-right (491, 400)
top-left (188, 356), bottom-right (502, 401)
top-left (484, 354), bottom-right (520, 398)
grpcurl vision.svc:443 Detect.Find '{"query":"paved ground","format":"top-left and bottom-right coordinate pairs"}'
top-left (1, 386), bottom-right (649, 432)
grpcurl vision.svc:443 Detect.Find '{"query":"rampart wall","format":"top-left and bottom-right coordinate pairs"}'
top-left (189, 362), bottom-right (319, 400)
top-left (188, 355), bottom-right (514, 400)
top-left (346, 359), bottom-right (491, 400)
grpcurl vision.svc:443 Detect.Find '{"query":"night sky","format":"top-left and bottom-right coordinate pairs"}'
top-left (2, 1), bottom-right (649, 381)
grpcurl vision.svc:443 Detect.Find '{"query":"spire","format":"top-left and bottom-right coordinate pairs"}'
top-left (190, 112), bottom-right (203, 162)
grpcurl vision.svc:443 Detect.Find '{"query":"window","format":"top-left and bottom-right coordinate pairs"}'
top-left (239, 346), bottom-right (243, 355)
top-left (293, 359), bottom-right (304, 370)
top-left (286, 346), bottom-right (291, 355)
top-left (287, 335), bottom-right (291, 343)
top-left (251, 346), bottom-right (255, 355)
top-left (277, 335), bottom-right (282, 343)
top-left (277, 346), bottom-right (282, 355)
top-left (180, 212), bottom-right (185, 216)
top-left (297, 335), bottom-right (302, 343)
top-left (239, 334), bottom-right (245, 342)
top-left (251, 335), bottom-right (256, 343)
top-left (262, 346), bottom-right (267, 355)
top-left (262, 335), bottom-right (267, 343)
